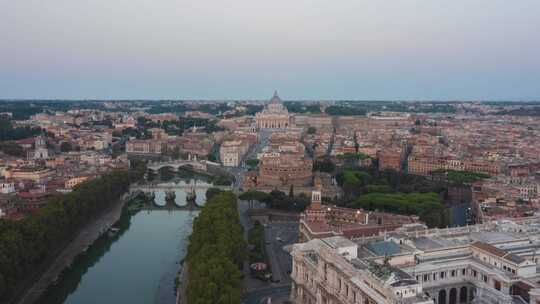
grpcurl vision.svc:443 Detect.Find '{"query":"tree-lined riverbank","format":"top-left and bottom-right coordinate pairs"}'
top-left (37, 207), bottom-right (196, 304)
top-left (0, 170), bottom-right (134, 304)
top-left (1, 160), bottom-right (148, 304)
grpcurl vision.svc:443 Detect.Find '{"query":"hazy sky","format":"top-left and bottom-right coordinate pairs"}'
top-left (1, 0), bottom-right (539, 100)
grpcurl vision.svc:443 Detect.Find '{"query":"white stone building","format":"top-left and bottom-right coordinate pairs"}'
top-left (255, 91), bottom-right (291, 129)
top-left (290, 217), bottom-right (540, 304)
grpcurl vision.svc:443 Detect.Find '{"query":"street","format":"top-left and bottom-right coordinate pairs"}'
top-left (264, 222), bottom-right (298, 284)
top-left (223, 129), bottom-right (297, 304)
top-left (229, 129), bottom-right (271, 193)
top-left (242, 286), bottom-right (291, 304)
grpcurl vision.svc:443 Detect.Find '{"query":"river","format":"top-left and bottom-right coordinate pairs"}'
top-left (38, 180), bottom-right (205, 304)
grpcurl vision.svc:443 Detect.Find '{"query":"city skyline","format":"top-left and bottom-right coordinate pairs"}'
top-left (3, 1), bottom-right (540, 304)
top-left (2, 0), bottom-right (540, 100)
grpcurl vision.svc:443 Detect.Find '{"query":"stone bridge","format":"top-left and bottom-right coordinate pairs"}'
top-left (147, 160), bottom-right (208, 172)
top-left (131, 190), bottom-right (204, 211)
top-left (130, 183), bottom-right (231, 193)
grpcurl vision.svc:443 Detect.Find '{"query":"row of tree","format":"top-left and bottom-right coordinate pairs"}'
top-left (325, 106), bottom-right (366, 116)
top-left (0, 170), bottom-right (132, 302)
top-left (333, 167), bottom-right (451, 227)
top-left (185, 191), bottom-right (246, 304)
top-left (437, 170), bottom-right (490, 185)
top-left (0, 141), bottom-right (24, 157)
top-left (349, 192), bottom-right (448, 228)
top-left (336, 168), bottom-right (445, 200)
top-left (136, 117), bottom-right (224, 135)
top-left (0, 119), bottom-right (42, 141)
top-left (284, 102), bottom-right (321, 114)
top-left (239, 189), bottom-right (311, 212)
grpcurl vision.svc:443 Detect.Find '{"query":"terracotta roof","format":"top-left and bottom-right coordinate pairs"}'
top-left (471, 241), bottom-right (506, 257)
top-left (471, 241), bottom-right (526, 265)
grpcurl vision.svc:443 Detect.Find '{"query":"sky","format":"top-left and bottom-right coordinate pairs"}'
top-left (1, 0), bottom-right (540, 100)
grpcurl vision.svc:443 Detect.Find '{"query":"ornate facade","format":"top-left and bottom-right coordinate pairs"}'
top-left (291, 216), bottom-right (540, 304)
top-left (255, 91), bottom-right (291, 129)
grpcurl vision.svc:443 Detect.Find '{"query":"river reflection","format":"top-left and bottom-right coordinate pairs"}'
top-left (39, 199), bottom-right (200, 304)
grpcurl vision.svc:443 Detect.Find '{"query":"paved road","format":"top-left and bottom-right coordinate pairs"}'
top-left (225, 129), bottom-right (296, 301)
top-left (243, 286), bottom-right (291, 304)
top-left (228, 129), bottom-right (270, 193)
top-left (265, 222), bottom-right (298, 284)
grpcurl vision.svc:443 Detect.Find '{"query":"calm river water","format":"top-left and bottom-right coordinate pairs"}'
top-left (39, 181), bottom-right (203, 304)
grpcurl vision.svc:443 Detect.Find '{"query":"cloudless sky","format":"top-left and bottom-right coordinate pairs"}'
top-left (1, 0), bottom-right (539, 100)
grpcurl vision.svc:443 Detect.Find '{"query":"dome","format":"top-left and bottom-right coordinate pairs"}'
top-left (269, 90), bottom-right (282, 104)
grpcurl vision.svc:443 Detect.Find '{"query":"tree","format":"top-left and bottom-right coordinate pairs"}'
top-left (0, 119), bottom-right (42, 141)
top-left (0, 142), bottom-right (24, 157)
top-left (159, 167), bottom-right (175, 181)
top-left (212, 175), bottom-right (232, 186)
top-left (0, 170), bottom-right (131, 302)
top-left (245, 159), bottom-right (259, 169)
top-left (325, 106), bottom-right (366, 116)
top-left (336, 169), bottom-right (373, 199)
top-left (60, 141), bottom-right (72, 152)
top-left (313, 158), bottom-right (335, 173)
top-left (238, 190), bottom-right (270, 204)
top-left (206, 188), bottom-right (223, 201)
top-left (207, 153), bottom-right (218, 162)
top-left (170, 146), bottom-right (181, 160)
top-left (185, 191), bottom-right (246, 304)
top-left (112, 130), bottom-right (122, 137)
top-left (289, 184), bottom-right (294, 198)
top-left (129, 159), bottom-right (147, 181)
top-left (349, 192), bottom-right (447, 228)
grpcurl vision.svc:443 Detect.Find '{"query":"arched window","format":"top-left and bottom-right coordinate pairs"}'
top-left (449, 288), bottom-right (457, 304)
top-left (459, 286), bottom-right (468, 303)
top-left (438, 290), bottom-right (447, 304)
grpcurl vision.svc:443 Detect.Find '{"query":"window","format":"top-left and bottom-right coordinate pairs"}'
top-left (424, 274), bottom-right (429, 281)
top-left (451, 270), bottom-right (456, 277)
top-left (473, 270), bottom-right (477, 277)
top-left (462, 269), bottom-right (466, 276)
top-left (440, 271), bottom-right (446, 279)
top-left (483, 275), bottom-right (488, 283)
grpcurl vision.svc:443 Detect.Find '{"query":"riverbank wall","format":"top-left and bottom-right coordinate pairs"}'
top-left (176, 263), bottom-right (189, 304)
top-left (13, 192), bottom-right (135, 304)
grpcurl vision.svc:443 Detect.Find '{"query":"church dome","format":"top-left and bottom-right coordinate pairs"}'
top-left (269, 90), bottom-right (282, 104)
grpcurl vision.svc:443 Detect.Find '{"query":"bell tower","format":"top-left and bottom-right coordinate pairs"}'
top-left (310, 188), bottom-right (322, 210)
